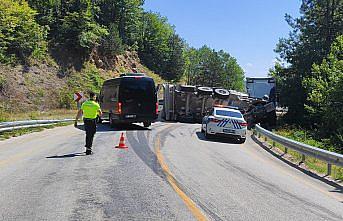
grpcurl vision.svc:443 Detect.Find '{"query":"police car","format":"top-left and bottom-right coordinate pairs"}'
top-left (201, 106), bottom-right (247, 143)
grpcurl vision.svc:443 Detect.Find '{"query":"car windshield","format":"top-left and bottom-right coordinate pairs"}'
top-left (215, 110), bottom-right (242, 118)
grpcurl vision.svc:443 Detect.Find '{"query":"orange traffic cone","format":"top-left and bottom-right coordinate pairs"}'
top-left (115, 132), bottom-right (128, 149)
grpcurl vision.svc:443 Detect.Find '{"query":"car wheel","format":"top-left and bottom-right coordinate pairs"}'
top-left (143, 121), bottom-right (151, 128)
top-left (239, 138), bottom-right (246, 144)
top-left (205, 126), bottom-right (211, 139)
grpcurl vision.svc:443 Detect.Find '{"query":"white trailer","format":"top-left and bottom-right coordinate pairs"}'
top-left (162, 84), bottom-right (249, 122)
top-left (246, 77), bottom-right (276, 99)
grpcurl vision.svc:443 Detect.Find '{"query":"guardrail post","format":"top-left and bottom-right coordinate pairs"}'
top-left (301, 154), bottom-right (305, 163)
top-left (254, 124), bottom-right (343, 171)
top-left (327, 164), bottom-right (332, 176)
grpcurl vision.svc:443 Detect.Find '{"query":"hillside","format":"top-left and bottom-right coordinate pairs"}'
top-left (0, 51), bottom-right (162, 116)
top-left (0, 0), bottom-right (245, 120)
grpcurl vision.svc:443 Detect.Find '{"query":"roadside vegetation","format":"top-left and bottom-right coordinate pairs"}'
top-left (0, 0), bottom-right (245, 121)
top-left (0, 122), bottom-right (73, 140)
top-left (256, 130), bottom-right (343, 181)
top-left (271, 0), bottom-right (343, 153)
top-left (0, 109), bottom-right (76, 122)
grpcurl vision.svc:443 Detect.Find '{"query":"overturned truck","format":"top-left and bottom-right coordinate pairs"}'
top-left (161, 84), bottom-right (276, 129)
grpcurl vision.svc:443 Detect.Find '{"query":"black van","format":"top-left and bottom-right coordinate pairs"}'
top-left (98, 73), bottom-right (158, 128)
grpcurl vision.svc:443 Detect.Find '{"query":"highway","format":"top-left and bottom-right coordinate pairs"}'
top-left (0, 122), bottom-right (342, 221)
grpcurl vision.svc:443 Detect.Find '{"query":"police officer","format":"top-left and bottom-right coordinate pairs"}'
top-left (75, 92), bottom-right (102, 155)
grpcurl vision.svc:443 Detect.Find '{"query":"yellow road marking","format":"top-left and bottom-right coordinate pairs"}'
top-left (155, 136), bottom-right (208, 221)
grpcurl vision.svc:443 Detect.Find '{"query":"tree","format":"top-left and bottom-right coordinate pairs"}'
top-left (138, 12), bottom-right (176, 79)
top-left (96, 0), bottom-right (144, 47)
top-left (161, 33), bottom-right (185, 81)
top-left (183, 46), bottom-right (245, 90)
top-left (303, 35), bottom-right (343, 150)
top-left (0, 0), bottom-right (47, 63)
top-left (100, 23), bottom-right (124, 57)
top-left (274, 0), bottom-right (343, 122)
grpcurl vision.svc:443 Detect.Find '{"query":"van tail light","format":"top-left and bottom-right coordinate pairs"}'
top-left (156, 102), bottom-right (158, 114)
top-left (117, 102), bottom-right (122, 114)
top-left (239, 122), bottom-right (248, 127)
top-left (209, 118), bottom-right (220, 123)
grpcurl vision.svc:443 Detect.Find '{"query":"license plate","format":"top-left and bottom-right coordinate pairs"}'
top-left (125, 115), bottom-right (136, 119)
top-left (223, 129), bottom-right (235, 134)
top-left (224, 124), bottom-right (233, 129)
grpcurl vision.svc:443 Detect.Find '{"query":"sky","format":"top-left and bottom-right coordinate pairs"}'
top-left (143, 0), bottom-right (301, 78)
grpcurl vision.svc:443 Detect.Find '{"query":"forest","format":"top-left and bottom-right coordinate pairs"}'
top-left (0, 0), bottom-right (244, 90)
top-left (272, 0), bottom-right (343, 150)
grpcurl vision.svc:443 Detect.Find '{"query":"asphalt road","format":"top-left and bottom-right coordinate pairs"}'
top-left (0, 122), bottom-right (342, 221)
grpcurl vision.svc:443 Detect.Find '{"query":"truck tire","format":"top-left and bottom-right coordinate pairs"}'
top-left (180, 85), bottom-right (196, 93)
top-left (197, 87), bottom-right (213, 95)
top-left (213, 88), bottom-right (230, 99)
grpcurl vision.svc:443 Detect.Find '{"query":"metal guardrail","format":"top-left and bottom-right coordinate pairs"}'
top-left (0, 119), bottom-right (74, 133)
top-left (254, 124), bottom-right (343, 175)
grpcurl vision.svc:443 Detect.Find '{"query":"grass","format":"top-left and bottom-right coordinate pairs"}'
top-left (0, 109), bottom-right (76, 122)
top-left (0, 122), bottom-right (73, 140)
top-left (255, 131), bottom-right (343, 181)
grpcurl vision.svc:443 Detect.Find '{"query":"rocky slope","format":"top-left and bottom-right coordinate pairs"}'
top-left (0, 51), bottom-right (162, 115)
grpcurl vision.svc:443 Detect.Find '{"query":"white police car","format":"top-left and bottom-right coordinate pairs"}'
top-left (201, 106), bottom-right (247, 143)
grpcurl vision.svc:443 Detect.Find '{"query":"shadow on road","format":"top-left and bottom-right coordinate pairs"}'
top-left (46, 152), bottom-right (85, 159)
top-left (251, 135), bottom-right (343, 193)
top-left (195, 131), bottom-right (242, 144)
top-left (126, 131), bottom-right (165, 179)
top-left (75, 122), bottom-right (150, 132)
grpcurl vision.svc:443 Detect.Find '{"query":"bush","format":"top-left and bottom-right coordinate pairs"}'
top-left (304, 35), bottom-right (343, 151)
top-left (0, 74), bottom-right (6, 91)
top-left (0, 0), bottom-right (47, 63)
top-left (79, 22), bottom-right (108, 50)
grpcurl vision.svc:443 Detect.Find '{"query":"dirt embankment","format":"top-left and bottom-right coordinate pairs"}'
top-left (0, 51), bottom-right (162, 114)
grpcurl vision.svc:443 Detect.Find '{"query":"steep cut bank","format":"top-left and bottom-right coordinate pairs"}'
top-left (0, 51), bottom-right (162, 119)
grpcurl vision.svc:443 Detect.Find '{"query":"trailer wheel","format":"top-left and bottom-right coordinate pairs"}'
top-left (213, 88), bottom-right (230, 99)
top-left (179, 85), bottom-right (196, 93)
top-left (197, 87), bottom-right (213, 95)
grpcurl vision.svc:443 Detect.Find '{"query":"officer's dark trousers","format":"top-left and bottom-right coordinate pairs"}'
top-left (83, 118), bottom-right (97, 149)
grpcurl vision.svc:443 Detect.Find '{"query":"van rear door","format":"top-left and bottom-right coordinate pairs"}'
top-left (119, 77), bottom-right (156, 117)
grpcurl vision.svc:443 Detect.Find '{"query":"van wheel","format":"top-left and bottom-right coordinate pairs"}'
top-left (143, 122), bottom-right (151, 128)
top-left (109, 114), bottom-right (115, 128)
top-left (239, 138), bottom-right (246, 144)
